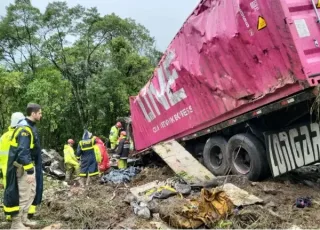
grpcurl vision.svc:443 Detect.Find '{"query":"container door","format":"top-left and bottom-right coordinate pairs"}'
top-left (284, 0), bottom-right (320, 86)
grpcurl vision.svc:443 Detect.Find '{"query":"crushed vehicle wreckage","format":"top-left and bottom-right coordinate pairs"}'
top-left (42, 149), bottom-right (66, 179)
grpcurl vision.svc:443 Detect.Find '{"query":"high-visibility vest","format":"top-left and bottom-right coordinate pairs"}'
top-left (109, 126), bottom-right (119, 143)
top-left (63, 145), bottom-right (79, 167)
top-left (79, 138), bottom-right (101, 163)
top-left (0, 127), bottom-right (15, 169)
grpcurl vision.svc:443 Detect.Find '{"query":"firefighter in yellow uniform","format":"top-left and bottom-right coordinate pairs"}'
top-left (109, 122), bottom-right (122, 150)
top-left (0, 112), bottom-right (25, 221)
top-left (63, 139), bottom-right (80, 184)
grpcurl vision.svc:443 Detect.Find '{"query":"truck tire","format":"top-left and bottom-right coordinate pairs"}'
top-left (227, 133), bottom-right (268, 181)
top-left (203, 136), bottom-right (229, 176)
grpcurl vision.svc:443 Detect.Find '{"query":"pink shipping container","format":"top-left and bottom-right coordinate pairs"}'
top-left (129, 0), bottom-right (320, 180)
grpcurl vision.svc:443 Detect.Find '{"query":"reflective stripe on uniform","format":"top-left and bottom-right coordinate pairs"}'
top-left (0, 150), bottom-right (8, 155)
top-left (79, 139), bottom-right (94, 151)
top-left (3, 205), bottom-right (19, 213)
top-left (23, 163), bottom-right (34, 170)
top-left (89, 171), bottom-right (100, 176)
top-left (79, 171), bottom-right (100, 177)
top-left (28, 205), bottom-right (36, 214)
top-left (10, 127), bottom-right (34, 149)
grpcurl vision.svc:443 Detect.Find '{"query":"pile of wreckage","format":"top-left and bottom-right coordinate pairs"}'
top-left (42, 149), bottom-right (66, 179)
top-left (125, 174), bottom-right (263, 229)
top-left (41, 149), bottom-right (142, 180)
top-left (99, 164), bottom-right (265, 229)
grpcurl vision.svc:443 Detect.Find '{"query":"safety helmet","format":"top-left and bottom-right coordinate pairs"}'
top-left (116, 122), bottom-right (122, 128)
top-left (120, 131), bottom-right (127, 136)
top-left (10, 112), bottom-right (25, 127)
top-left (67, 139), bottom-right (75, 144)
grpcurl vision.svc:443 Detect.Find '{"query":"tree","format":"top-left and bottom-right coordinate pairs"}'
top-left (0, 0), bottom-right (41, 74)
top-left (0, 68), bottom-right (23, 131)
top-left (0, 0), bottom-right (162, 148)
top-left (23, 67), bottom-right (72, 147)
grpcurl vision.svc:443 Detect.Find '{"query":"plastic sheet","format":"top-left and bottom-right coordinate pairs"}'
top-left (101, 166), bottom-right (141, 184)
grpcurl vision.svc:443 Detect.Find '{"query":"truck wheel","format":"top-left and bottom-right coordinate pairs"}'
top-left (203, 136), bottom-right (229, 176)
top-left (227, 133), bottom-right (268, 181)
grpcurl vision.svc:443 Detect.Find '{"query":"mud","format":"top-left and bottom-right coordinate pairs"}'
top-left (0, 165), bottom-right (320, 229)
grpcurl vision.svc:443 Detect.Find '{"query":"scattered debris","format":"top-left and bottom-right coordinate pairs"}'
top-left (147, 200), bottom-right (160, 213)
top-left (1, 162), bottom-right (318, 229)
top-left (295, 197), bottom-right (312, 208)
top-left (191, 175), bottom-right (249, 188)
top-left (131, 201), bottom-right (152, 219)
top-left (130, 181), bottom-right (166, 203)
top-left (152, 186), bottom-right (177, 199)
top-left (221, 183), bottom-right (263, 206)
top-left (123, 194), bottom-right (137, 204)
top-left (42, 149), bottom-right (65, 179)
top-left (152, 140), bottom-right (215, 184)
top-left (174, 183), bottom-right (191, 195)
top-left (159, 189), bottom-right (233, 228)
top-left (101, 166), bottom-right (141, 184)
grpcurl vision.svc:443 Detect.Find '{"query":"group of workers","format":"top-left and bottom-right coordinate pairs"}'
top-left (63, 121), bottom-right (130, 187)
top-left (0, 103), bottom-right (132, 229)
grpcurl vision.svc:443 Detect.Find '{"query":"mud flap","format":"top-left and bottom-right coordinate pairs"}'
top-left (152, 140), bottom-right (215, 184)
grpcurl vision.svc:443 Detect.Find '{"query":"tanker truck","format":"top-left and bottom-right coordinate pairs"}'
top-left (128, 0), bottom-right (320, 181)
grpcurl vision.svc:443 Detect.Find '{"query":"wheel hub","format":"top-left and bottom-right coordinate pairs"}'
top-left (209, 146), bottom-right (223, 168)
top-left (233, 146), bottom-right (251, 175)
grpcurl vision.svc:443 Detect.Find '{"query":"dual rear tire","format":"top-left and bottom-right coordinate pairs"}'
top-left (203, 133), bottom-right (269, 181)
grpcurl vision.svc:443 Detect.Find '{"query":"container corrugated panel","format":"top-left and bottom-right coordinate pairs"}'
top-left (130, 0), bottom-right (320, 151)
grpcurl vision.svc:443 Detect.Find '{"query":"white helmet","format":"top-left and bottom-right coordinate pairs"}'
top-left (11, 112), bottom-right (25, 127)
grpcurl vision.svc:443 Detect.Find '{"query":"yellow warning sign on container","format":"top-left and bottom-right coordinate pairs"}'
top-left (257, 16), bottom-right (267, 31)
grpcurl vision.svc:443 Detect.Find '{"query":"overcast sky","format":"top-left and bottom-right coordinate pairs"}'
top-left (0, 0), bottom-right (200, 51)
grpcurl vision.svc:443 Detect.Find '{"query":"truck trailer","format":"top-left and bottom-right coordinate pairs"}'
top-left (128, 0), bottom-right (320, 181)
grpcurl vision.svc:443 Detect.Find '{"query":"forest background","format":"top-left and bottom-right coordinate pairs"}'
top-left (0, 0), bottom-right (162, 149)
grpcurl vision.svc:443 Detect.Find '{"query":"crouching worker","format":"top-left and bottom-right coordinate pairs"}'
top-left (116, 131), bottom-right (130, 169)
top-left (77, 131), bottom-right (101, 187)
top-left (3, 103), bottom-right (43, 229)
top-left (64, 139), bottom-right (80, 185)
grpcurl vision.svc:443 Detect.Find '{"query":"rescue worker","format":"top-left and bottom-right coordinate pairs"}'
top-left (116, 132), bottom-right (126, 146)
top-left (95, 137), bottom-right (110, 174)
top-left (0, 112), bottom-right (25, 188)
top-left (77, 130), bottom-right (101, 187)
top-left (0, 112), bottom-right (25, 221)
top-left (116, 131), bottom-right (130, 169)
top-left (63, 139), bottom-right (80, 184)
top-left (3, 103), bottom-right (43, 229)
top-left (109, 122), bottom-right (122, 150)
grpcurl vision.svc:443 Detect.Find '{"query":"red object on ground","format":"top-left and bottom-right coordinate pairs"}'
top-left (95, 137), bottom-right (110, 172)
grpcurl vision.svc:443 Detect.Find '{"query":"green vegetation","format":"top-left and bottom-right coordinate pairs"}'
top-left (0, 0), bottom-right (162, 149)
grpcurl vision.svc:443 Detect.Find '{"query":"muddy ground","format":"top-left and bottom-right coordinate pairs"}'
top-left (1, 164), bottom-right (320, 229)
